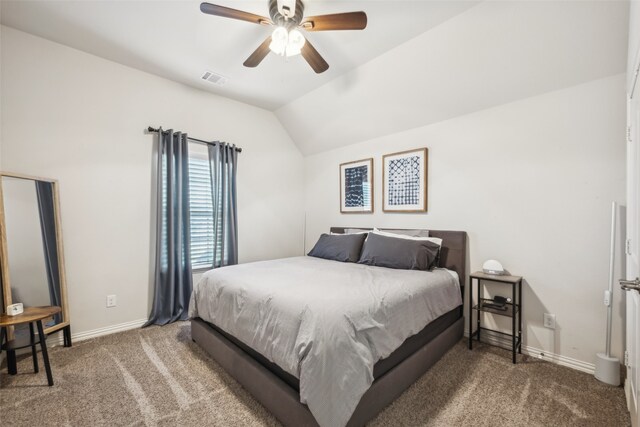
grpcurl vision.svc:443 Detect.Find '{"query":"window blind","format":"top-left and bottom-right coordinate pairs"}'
top-left (160, 143), bottom-right (224, 270)
top-left (188, 155), bottom-right (220, 270)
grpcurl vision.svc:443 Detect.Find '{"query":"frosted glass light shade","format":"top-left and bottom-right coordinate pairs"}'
top-left (286, 29), bottom-right (305, 57)
top-left (269, 27), bottom-right (288, 56)
top-left (268, 27), bottom-right (306, 58)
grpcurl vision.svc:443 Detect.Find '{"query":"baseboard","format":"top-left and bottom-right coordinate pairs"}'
top-left (464, 328), bottom-right (595, 374)
top-left (4, 319), bottom-right (598, 376)
top-left (49, 318), bottom-right (148, 347)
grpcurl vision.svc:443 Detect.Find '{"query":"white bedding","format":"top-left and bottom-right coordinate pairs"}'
top-left (188, 256), bottom-right (462, 427)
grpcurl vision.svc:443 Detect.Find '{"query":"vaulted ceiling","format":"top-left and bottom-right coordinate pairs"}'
top-left (0, 0), bottom-right (478, 110)
top-left (276, 1), bottom-right (630, 154)
top-left (1, 1), bottom-right (629, 155)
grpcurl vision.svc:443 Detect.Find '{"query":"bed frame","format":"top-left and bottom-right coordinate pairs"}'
top-left (191, 228), bottom-right (467, 426)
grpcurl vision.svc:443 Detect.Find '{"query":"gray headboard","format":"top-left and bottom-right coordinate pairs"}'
top-left (329, 227), bottom-right (468, 288)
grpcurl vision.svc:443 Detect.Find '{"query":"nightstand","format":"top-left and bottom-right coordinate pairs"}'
top-left (468, 271), bottom-right (523, 363)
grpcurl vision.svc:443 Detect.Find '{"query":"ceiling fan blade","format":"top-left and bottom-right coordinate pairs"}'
top-left (301, 40), bottom-right (329, 74)
top-left (243, 36), bottom-right (272, 68)
top-left (200, 3), bottom-right (272, 25)
top-left (301, 12), bottom-right (367, 31)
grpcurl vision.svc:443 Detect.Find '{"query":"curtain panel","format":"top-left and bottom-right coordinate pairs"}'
top-left (208, 142), bottom-right (238, 267)
top-left (146, 128), bottom-right (193, 326)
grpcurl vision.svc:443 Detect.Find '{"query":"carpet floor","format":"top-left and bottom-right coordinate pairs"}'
top-left (0, 322), bottom-right (630, 426)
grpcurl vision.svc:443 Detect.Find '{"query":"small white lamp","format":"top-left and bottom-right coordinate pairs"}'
top-left (482, 259), bottom-right (505, 275)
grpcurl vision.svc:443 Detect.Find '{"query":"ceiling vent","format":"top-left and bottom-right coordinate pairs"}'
top-left (201, 71), bottom-right (228, 87)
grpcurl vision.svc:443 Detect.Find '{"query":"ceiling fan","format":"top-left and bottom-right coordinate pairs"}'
top-left (200, 0), bottom-right (367, 74)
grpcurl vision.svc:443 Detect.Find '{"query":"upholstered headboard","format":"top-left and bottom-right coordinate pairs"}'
top-left (329, 227), bottom-right (468, 287)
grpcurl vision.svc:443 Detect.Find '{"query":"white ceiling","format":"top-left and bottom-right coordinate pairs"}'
top-left (0, 0), bottom-right (478, 110)
top-left (0, 1), bottom-right (630, 155)
top-left (277, 0), bottom-right (630, 154)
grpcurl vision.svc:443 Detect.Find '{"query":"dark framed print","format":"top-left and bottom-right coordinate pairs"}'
top-left (383, 148), bottom-right (428, 212)
top-left (340, 158), bottom-right (374, 213)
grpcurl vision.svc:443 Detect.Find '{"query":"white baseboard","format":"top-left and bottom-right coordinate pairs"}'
top-left (465, 328), bottom-right (595, 374)
top-left (49, 318), bottom-right (148, 347)
top-left (3, 320), bottom-right (598, 376)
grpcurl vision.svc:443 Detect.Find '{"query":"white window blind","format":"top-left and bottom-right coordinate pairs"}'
top-left (160, 141), bottom-right (223, 271)
top-left (188, 147), bottom-right (221, 270)
top-left (189, 156), bottom-right (214, 269)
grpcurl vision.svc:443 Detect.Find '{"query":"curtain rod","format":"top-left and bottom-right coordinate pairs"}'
top-left (147, 127), bottom-right (242, 153)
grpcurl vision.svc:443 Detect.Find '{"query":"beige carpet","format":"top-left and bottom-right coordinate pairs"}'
top-left (0, 322), bottom-right (630, 426)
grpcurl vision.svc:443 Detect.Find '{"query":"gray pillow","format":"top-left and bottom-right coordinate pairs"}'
top-left (358, 232), bottom-right (440, 271)
top-left (308, 233), bottom-right (367, 263)
top-left (380, 228), bottom-right (429, 238)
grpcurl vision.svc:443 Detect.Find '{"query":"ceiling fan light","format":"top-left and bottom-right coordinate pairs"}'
top-left (285, 29), bottom-right (305, 57)
top-left (269, 26), bottom-right (288, 55)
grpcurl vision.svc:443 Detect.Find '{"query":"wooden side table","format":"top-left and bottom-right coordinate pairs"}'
top-left (0, 306), bottom-right (61, 386)
top-left (468, 272), bottom-right (523, 364)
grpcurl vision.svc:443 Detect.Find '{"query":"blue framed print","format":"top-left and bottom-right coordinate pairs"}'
top-left (340, 158), bottom-right (373, 213)
top-left (383, 148), bottom-right (428, 212)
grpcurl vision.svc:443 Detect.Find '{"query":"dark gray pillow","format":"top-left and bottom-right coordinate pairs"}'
top-left (308, 233), bottom-right (367, 263)
top-left (358, 232), bottom-right (440, 271)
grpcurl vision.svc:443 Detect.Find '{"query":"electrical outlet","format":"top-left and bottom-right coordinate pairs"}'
top-left (106, 294), bottom-right (117, 308)
top-left (543, 313), bottom-right (556, 329)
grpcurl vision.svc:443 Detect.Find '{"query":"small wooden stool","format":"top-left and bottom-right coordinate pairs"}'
top-left (0, 306), bottom-right (61, 386)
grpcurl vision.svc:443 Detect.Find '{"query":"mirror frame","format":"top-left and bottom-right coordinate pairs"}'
top-left (0, 171), bottom-right (70, 336)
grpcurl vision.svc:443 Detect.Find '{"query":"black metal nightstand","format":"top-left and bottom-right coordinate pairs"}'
top-left (468, 271), bottom-right (523, 363)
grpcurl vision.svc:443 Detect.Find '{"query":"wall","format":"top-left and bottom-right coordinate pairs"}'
top-left (629, 0), bottom-right (640, 92)
top-left (0, 26), bottom-right (305, 336)
top-left (304, 74), bottom-right (627, 368)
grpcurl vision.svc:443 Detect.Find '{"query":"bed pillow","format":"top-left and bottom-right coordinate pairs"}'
top-left (377, 228), bottom-right (430, 238)
top-left (345, 228), bottom-right (371, 234)
top-left (358, 232), bottom-right (440, 271)
top-left (373, 228), bottom-right (442, 246)
top-left (373, 229), bottom-right (443, 268)
top-left (308, 233), bottom-right (367, 263)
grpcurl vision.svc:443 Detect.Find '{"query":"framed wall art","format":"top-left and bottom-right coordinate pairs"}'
top-left (383, 148), bottom-right (428, 212)
top-left (340, 158), bottom-right (373, 213)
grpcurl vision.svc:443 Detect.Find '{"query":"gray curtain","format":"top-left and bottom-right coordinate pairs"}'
top-left (146, 128), bottom-right (193, 326)
top-left (208, 142), bottom-right (238, 267)
top-left (35, 180), bottom-right (62, 324)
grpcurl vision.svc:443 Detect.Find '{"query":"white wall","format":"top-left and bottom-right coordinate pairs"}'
top-left (0, 26), bottom-right (305, 335)
top-left (304, 74), bottom-right (627, 366)
top-left (629, 0), bottom-right (640, 92)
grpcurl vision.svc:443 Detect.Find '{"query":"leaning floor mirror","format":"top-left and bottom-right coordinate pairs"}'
top-left (0, 172), bottom-right (71, 346)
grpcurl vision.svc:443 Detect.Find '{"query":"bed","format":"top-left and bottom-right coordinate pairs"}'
top-left (190, 228), bottom-right (467, 427)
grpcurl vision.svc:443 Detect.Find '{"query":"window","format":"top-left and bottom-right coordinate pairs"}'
top-left (188, 143), bottom-right (220, 270)
top-left (160, 141), bottom-right (225, 271)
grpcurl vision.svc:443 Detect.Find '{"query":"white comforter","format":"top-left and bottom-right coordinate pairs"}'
top-left (188, 256), bottom-right (462, 427)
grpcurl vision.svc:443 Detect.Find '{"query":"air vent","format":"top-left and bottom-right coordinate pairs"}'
top-left (201, 71), bottom-right (228, 87)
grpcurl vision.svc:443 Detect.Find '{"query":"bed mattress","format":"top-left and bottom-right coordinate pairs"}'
top-left (189, 256), bottom-right (462, 427)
